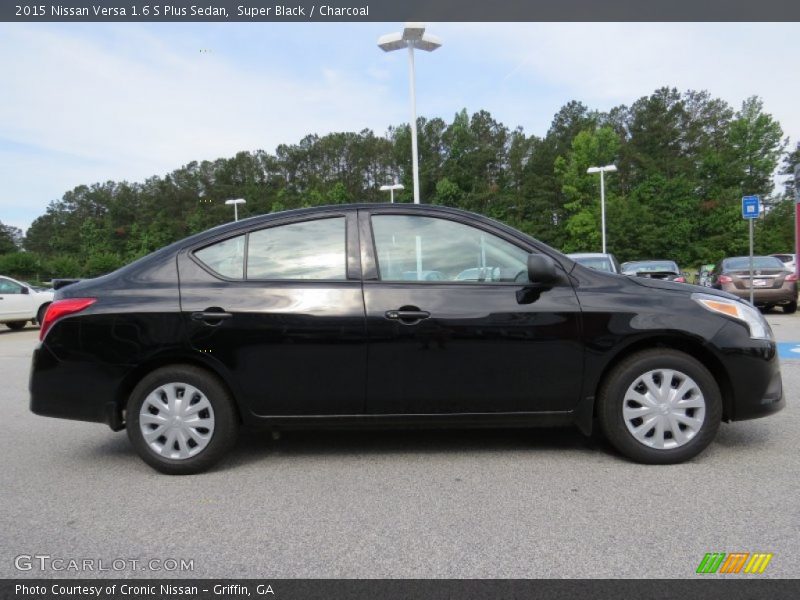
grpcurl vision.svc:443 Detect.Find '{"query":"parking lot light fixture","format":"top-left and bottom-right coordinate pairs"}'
top-left (225, 198), bottom-right (246, 222)
top-left (586, 164), bottom-right (618, 254)
top-left (379, 182), bottom-right (405, 203)
top-left (378, 23), bottom-right (442, 205)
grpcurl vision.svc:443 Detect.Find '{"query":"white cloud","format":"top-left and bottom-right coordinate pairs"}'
top-left (0, 24), bottom-right (407, 230)
top-left (2, 22), bottom-right (798, 233)
top-left (438, 22), bottom-right (800, 142)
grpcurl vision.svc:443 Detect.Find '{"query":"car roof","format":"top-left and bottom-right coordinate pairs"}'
top-left (108, 203), bottom-right (577, 279)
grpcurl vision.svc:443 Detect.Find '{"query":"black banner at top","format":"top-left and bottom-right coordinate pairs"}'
top-left (3, 0), bottom-right (800, 22)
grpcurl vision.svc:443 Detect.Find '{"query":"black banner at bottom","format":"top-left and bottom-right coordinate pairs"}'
top-left (3, 579), bottom-right (800, 600)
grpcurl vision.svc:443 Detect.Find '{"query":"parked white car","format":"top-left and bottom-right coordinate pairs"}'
top-left (770, 253), bottom-right (796, 273)
top-left (0, 275), bottom-right (54, 330)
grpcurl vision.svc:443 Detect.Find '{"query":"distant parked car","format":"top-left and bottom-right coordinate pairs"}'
top-left (770, 253), bottom-right (796, 272)
top-left (621, 260), bottom-right (686, 283)
top-left (711, 256), bottom-right (798, 313)
top-left (0, 275), bottom-right (54, 330)
top-left (566, 252), bottom-right (621, 274)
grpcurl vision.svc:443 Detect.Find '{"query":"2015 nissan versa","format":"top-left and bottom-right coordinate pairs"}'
top-left (29, 205), bottom-right (784, 474)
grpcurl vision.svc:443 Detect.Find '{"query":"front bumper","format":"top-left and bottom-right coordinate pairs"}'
top-left (709, 321), bottom-right (785, 421)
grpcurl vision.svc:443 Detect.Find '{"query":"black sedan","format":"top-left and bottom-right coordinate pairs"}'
top-left (30, 205), bottom-right (784, 474)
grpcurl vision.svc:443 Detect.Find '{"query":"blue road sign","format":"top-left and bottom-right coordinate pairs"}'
top-left (742, 195), bottom-right (760, 219)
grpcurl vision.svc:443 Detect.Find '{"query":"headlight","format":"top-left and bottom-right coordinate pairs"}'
top-left (692, 293), bottom-right (772, 340)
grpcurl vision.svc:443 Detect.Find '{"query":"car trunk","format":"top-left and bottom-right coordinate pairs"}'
top-left (728, 268), bottom-right (786, 289)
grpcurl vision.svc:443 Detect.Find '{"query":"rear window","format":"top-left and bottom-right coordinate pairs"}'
top-left (724, 257), bottom-right (784, 270)
top-left (194, 235), bottom-right (245, 279)
top-left (625, 261), bottom-right (679, 273)
top-left (574, 257), bottom-right (614, 272)
top-left (193, 218), bottom-right (347, 281)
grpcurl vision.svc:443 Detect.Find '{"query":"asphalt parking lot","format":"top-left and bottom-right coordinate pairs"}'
top-left (1, 316), bottom-right (799, 579)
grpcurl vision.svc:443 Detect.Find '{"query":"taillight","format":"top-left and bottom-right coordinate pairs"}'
top-left (718, 275), bottom-right (733, 284)
top-left (786, 273), bottom-right (798, 282)
top-left (675, 276), bottom-right (686, 283)
top-left (39, 298), bottom-right (96, 341)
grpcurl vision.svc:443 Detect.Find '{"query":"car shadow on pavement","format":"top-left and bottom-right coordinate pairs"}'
top-left (713, 420), bottom-right (775, 448)
top-left (0, 327), bottom-right (35, 336)
top-left (75, 421), bottom-right (775, 474)
top-left (221, 427), bottom-right (618, 470)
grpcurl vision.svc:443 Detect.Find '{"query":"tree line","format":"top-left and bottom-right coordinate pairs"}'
top-left (1, 86), bottom-right (798, 282)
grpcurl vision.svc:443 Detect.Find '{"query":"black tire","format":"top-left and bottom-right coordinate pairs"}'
top-left (6, 321), bottom-right (27, 331)
top-left (783, 301), bottom-right (797, 314)
top-left (36, 303), bottom-right (50, 326)
top-left (598, 349), bottom-right (722, 464)
top-left (126, 365), bottom-right (239, 475)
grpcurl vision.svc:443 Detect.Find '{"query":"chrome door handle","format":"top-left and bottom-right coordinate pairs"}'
top-left (385, 309), bottom-right (431, 324)
top-left (191, 311), bottom-right (232, 324)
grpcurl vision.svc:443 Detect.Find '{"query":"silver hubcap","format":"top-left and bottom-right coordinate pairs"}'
top-left (139, 382), bottom-right (215, 460)
top-left (623, 369), bottom-right (706, 450)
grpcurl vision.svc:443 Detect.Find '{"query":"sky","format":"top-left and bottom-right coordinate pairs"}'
top-left (1, 21), bottom-right (799, 233)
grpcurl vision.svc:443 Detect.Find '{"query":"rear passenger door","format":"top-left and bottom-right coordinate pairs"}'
top-left (177, 211), bottom-right (367, 416)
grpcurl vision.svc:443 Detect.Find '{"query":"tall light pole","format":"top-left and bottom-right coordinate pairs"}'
top-left (225, 198), bottom-right (246, 222)
top-left (586, 165), bottom-right (618, 254)
top-left (379, 182), bottom-right (405, 203)
top-left (378, 23), bottom-right (441, 204)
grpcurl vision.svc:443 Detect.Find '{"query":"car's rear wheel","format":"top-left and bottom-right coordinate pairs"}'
top-left (126, 365), bottom-right (238, 475)
top-left (783, 301), bottom-right (797, 314)
top-left (6, 321), bottom-right (27, 331)
top-left (598, 349), bottom-right (722, 464)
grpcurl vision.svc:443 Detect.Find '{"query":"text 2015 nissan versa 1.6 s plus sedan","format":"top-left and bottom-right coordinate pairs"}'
top-left (30, 205), bottom-right (784, 474)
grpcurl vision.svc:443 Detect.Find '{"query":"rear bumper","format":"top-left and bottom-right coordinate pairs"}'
top-left (722, 286), bottom-right (797, 306)
top-left (29, 343), bottom-right (127, 429)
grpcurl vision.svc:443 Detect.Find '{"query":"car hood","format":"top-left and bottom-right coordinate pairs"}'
top-left (628, 275), bottom-right (740, 300)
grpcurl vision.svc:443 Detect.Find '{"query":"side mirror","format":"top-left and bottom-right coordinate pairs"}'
top-left (527, 254), bottom-right (558, 284)
top-left (21, 286), bottom-right (29, 295)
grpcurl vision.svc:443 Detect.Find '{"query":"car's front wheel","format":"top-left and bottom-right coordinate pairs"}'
top-left (5, 321), bottom-right (27, 330)
top-left (598, 349), bottom-right (722, 464)
top-left (126, 365), bottom-right (239, 475)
